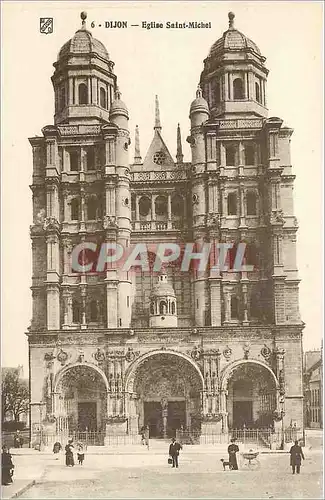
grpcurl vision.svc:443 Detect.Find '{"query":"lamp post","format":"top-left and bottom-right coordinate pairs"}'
top-left (279, 395), bottom-right (285, 450)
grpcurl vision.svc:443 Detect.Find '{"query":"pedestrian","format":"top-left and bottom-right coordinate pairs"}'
top-left (77, 442), bottom-right (85, 465)
top-left (13, 430), bottom-right (23, 448)
top-left (1, 445), bottom-right (14, 485)
top-left (144, 425), bottom-right (150, 450)
top-left (65, 439), bottom-right (75, 467)
top-left (169, 437), bottom-right (182, 468)
top-left (53, 441), bottom-right (62, 459)
top-left (140, 425), bottom-right (146, 445)
top-left (228, 438), bottom-right (239, 470)
top-left (289, 440), bottom-right (305, 474)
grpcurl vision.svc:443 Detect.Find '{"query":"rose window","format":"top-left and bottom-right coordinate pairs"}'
top-left (153, 151), bottom-right (166, 165)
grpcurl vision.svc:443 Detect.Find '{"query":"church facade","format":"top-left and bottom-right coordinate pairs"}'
top-left (28, 12), bottom-right (304, 446)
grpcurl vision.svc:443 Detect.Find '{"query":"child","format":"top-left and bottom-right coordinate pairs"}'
top-left (53, 441), bottom-right (62, 460)
top-left (77, 442), bottom-right (85, 465)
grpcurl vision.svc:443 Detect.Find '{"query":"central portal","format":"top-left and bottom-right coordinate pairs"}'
top-left (144, 400), bottom-right (186, 438)
top-left (133, 353), bottom-right (202, 438)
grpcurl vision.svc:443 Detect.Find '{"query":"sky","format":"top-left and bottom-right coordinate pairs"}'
top-left (1, 1), bottom-right (323, 373)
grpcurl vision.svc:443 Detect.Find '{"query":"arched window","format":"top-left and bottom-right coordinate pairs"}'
top-left (87, 198), bottom-right (97, 220)
top-left (155, 196), bottom-right (167, 216)
top-left (226, 145), bottom-right (236, 166)
top-left (90, 300), bottom-right (98, 322)
top-left (78, 83), bottom-right (88, 105)
top-left (233, 78), bottom-right (244, 100)
top-left (231, 296), bottom-right (239, 319)
top-left (159, 301), bottom-right (167, 315)
top-left (246, 192), bottom-right (257, 215)
top-left (100, 88), bottom-right (107, 109)
top-left (244, 144), bottom-right (255, 165)
top-left (131, 195), bottom-right (136, 213)
top-left (69, 151), bottom-right (79, 171)
top-left (72, 300), bottom-right (80, 323)
top-left (139, 196), bottom-right (151, 217)
top-left (171, 194), bottom-right (184, 216)
top-left (86, 147), bottom-right (95, 170)
top-left (245, 243), bottom-right (258, 267)
top-left (71, 198), bottom-right (79, 221)
top-left (255, 82), bottom-right (261, 103)
top-left (150, 302), bottom-right (155, 315)
top-left (227, 193), bottom-right (237, 215)
top-left (171, 302), bottom-right (176, 315)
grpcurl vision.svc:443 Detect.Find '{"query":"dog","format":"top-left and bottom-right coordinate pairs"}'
top-left (220, 458), bottom-right (233, 471)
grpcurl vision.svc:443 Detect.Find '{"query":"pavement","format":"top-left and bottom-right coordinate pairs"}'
top-left (1, 442), bottom-right (323, 499)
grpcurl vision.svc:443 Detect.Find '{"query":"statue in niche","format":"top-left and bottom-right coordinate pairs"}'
top-left (161, 397), bottom-right (168, 410)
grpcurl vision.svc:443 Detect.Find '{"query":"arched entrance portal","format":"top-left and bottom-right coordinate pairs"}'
top-left (225, 362), bottom-right (277, 429)
top-left (55, 365), bottom-right (108, 433)
top-left (132, 353), bottom-right (202, 438)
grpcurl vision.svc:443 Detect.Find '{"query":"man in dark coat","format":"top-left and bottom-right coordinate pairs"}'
top-left (289, 440), bottom-right (305, 474)
top-left (2, 446), bottom-right (14, 485)
top-left (228, 438), bottom-right (239, 470)
top-left (169, 437), bottom-right (182, 468)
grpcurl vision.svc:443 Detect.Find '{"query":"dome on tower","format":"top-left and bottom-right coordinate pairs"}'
top-left (208, 12), bottom-right (263, 60)
top-left (57, 12), bottom-right (110, 61)
top-left (150, 272), bottom-right (176, 298)
top-left (190, 85), bottom-right (209, 115)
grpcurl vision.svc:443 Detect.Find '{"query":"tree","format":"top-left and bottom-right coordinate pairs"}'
top-left (2, 368), bottom-right (29, 423)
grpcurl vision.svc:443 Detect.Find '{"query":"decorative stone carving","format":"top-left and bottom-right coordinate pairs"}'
top-left (43, 216), bottom-right (60, 232)
top-left (57, 349), bottom-right (68, 365)
top-left (243, 343), bottom-right (250, 359)
top-left (36, 208), bottom-right (46, 225)
top-left (190, 345), bottom-right (202, 361)
top-left (261, 345), bottom-right (271, 361)
top-left (201, 413), bottom-right (223, 423)
top-left (206, 214), bottom-right (220, 229)
top-left (223, 346), bottom-right (232, 361)
top-left (278, 369), bottom-right (285, 395)
top-left (125, 347), bottom-right (140, 363)
top-left (94, 348), bottom-right (105, 363)
top-left (102, 215), bottom-right (118, 229)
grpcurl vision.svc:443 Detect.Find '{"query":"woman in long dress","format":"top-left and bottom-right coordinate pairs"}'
top-left (2, 446), bottom-right (14, 485)
top-left (65, 439), bottom-right (74, 467)
top-left (228, 438), bottom-right (239, 470)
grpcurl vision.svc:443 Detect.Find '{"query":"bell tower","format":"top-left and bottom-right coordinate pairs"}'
top-left (52, 12), bottom-right (116, 125)
top-left (200, 12), bottom-right (269, 119)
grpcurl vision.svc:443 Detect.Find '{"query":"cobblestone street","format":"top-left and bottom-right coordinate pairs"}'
top-left (16, 448), bottom-right (322, 499)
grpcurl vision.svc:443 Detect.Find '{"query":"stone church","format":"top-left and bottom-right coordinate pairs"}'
top-left (28, 12), bottom-right (304, 446)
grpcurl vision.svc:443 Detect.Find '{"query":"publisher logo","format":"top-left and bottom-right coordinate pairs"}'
top-left (40, 18), bottom-right (53, 34)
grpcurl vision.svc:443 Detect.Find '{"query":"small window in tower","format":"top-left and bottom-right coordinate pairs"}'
top-left (87, 198), bottom-right (97, 220)
top-left (71, 198), bottom-right (79, 221)
top-left (90, 300), bottom-right (98, 322)
top-left (131, 195), bottom-right (136, 212)
top-left (255, 82), bottom-right (261, 103)
top-left (159, 301), bottom-right (167, 315)
top-left (227, 193), bottom-right (237, 215)
top-left (100, 87), bottom-right (107, 109)
top-left (244, 144), bottom-right (255, 165)
top-left (86, 147), bottom-right (95, 171)
top-left (225, 145), bottom-right (236, 166)
top-left (246, 192), bottom-right (257, 216)
top-left (72, 300), bottom-right (80, 323)
top-left (171, 302), bottom-right (176, 315)
top-left (231, 296), bottom-right (239, 319)
top-left (69, 151), bottom-right (79, 171)
top-left (78, 83), bottom-right (88, 105)
top-left (233, 78), bottom-right (244, 100)
top-left (139, 196), bottom-right (151, 216)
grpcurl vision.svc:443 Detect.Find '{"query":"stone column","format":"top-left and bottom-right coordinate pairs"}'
top-left (151, 195), bottom-right (156, 221)
top-left (224, 290), bottom-right (231, 322)
top-left (80, 284), bottom-right (87, 330)
top-left (69, 78), bottom-right (73, 105)
top-left (135, 195), bottom-right (140, 220)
